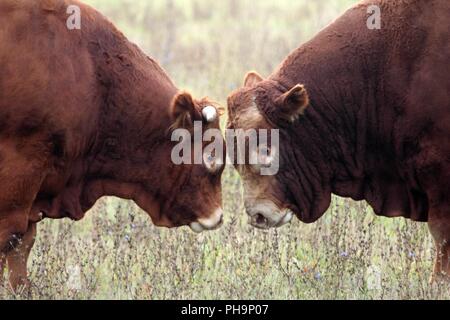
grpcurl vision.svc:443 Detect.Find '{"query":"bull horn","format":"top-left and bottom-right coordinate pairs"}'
top-left (202, 106), bottom-right (218, 123)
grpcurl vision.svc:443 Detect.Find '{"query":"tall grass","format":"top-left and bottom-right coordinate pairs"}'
top-left (1, 0), bottom-right (448, 299)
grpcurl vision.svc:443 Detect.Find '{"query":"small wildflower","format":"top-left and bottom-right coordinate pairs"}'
top-left (340, 251), bottom-right (349, 258)
top-left (314, 272), bottom-right (322, 281)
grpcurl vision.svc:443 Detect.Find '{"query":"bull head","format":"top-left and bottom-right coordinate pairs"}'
top-left (226, 71), bottom-right (313, 230)
top-left (165, 91), bottom-right (225, 233)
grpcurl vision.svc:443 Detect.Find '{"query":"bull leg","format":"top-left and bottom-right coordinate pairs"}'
top-left (428, 210), bottom-right (450, 282)
top-left (0, 252), bottom-right (5, 282)
top-left (6, 223), bottom-right (37, 292)
top-left (0, 212), bottom-right (30, 294)
top-left (430, 240), bottom-right (450, 283)
top-left (0, 212), bottom-right (30, 253)
top-left (0, 148), bottom-right (47, 292)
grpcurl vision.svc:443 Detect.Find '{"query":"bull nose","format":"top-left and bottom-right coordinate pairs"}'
top-left (246, 206), bottom-right (294, 229)
top-left (249, 212), bottom-right (270, 229)
top-left (218, 213), bottom-right (224, 226)
top-left (189, 208), bottom-right (224, 233)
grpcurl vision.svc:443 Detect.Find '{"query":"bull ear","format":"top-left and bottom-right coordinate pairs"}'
top-left (275, 84), bottom-right (309, 122)
top-left (170, 92), bottom-right (202, 129)
top-left (244, 71), bottom-right (264, 88)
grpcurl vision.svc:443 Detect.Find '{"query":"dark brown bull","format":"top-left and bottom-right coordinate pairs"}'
top-left (0, 0), bottom-right (224, 290)
top-left (227, 0), bottom-right (450, 280)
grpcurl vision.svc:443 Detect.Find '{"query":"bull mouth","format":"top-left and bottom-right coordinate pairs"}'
top-left (287, 203), bottom-right (303, 221)
top-left (189, 220), bottom-right (223, 233)
top-left (250, 210), bottom-right (294, 229)
top-left (245, 200), bottom-right (294, 229)
top-left (189, 208), bottom-right (224, 233)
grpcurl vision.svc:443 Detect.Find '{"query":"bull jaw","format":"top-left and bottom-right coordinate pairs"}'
top-left (190, 222), bottom-right (206, 233)
top-left (276, 210), bottom-right (294, 227)
top-left (189, 220), bottom-right (222, 233)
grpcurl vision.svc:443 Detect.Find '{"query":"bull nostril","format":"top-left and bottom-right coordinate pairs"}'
top-left (218, 214), bottom-right (224, 226)
top-left (255, 213), bottom-right (268, 226)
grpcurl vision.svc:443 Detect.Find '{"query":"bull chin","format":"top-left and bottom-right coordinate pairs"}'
top-left (287, 187), bottom-right (332, 224)
top-left (286, 203), bottom-right (303, 221)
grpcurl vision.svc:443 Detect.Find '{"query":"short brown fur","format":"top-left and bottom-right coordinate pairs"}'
top-left (228, 0), bottom-right (450, 279)
top-left (0, 0), bottom-right (224, 290)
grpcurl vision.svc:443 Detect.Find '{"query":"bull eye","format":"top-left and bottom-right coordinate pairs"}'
top-left (259, 145), bottom-right (271, 158)
top-left (250, 144), bottom-right (275, 173)
top-left (203, 150), bottom-right (223, 174)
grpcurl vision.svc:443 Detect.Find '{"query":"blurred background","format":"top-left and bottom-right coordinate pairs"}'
top-left (2, 0), bottom-right (448, 299)
top-left (86, 0), bottom-right (356, 102)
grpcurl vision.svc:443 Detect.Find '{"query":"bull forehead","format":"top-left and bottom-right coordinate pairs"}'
top-left (228, 91), bottom-right (268, 130)
top-left (240, 170), bottom-right (285, 209)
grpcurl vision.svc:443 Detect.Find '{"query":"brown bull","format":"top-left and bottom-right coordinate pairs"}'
top-left (0, 0), bottom-right (224, 290)
top-left (227, 0), bottom-right (450, 280)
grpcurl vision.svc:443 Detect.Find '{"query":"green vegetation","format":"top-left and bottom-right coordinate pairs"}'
top-left (1, 0), bottom-right (449, 299)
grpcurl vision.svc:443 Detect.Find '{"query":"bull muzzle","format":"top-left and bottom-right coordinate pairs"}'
top-left (245, 200), bottom-right (293, 229)
top-left (189, 208), bottom-right (224, 233)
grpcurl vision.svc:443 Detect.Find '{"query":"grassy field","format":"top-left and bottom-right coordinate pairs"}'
top-left (1, 0), bottom-right (449, 299)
